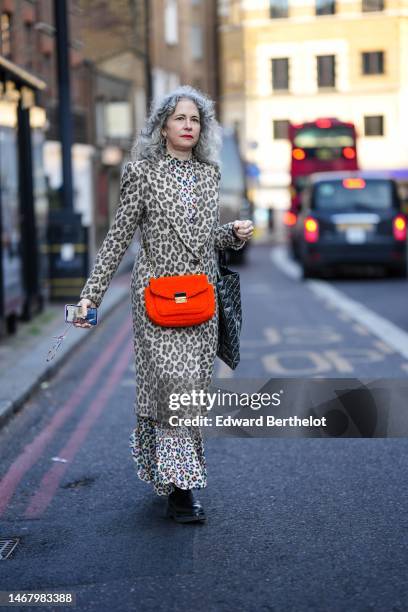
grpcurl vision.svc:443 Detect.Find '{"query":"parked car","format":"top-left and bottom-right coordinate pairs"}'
top-left (218, 128), bottom-right (252, 264)
top-left (292, 171), bottom-right (407, 278)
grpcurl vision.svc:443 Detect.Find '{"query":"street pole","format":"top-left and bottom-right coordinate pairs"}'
top-left (213, 0), bottom-right (221, 121)
top-left (47, 0), bottom-right (88, 301)
top-left (144, 0), bottom-right (152, 112)
top-left (53, 0), bottom-right (74, 211)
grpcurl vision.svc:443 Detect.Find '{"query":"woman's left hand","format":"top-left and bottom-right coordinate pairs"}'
top-left (232, 220), bottom-right (254, 242)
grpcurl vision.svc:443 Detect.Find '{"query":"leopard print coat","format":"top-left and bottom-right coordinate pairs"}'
top-left (79, 153), bottom-right (245, 420)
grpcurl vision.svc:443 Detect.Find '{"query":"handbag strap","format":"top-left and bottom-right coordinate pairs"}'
top-left (141, 228), bottom-right (208, 278)
top-left (216, 248), bottom-right (227, 280)
top-left (218, 249), bottom-right (227, 267)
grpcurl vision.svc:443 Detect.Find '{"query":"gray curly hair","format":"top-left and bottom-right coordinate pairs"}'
top-left (131, 85), bottom-right (222, 166)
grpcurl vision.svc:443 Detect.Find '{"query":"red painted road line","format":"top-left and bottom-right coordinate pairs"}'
top-left (0, 316), bottom-right (132, 517)
top-left (25, 341), bottom-right (133, 518)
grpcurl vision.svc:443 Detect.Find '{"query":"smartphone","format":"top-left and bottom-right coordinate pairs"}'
top-left (65, 304), bottom-right (98, 325)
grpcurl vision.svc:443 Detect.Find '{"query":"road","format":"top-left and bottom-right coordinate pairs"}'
top-left (1, 243), bottom-right (407, 612)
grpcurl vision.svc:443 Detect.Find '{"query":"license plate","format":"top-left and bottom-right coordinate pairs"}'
top-left (345, 228), bottom-right (367, 243)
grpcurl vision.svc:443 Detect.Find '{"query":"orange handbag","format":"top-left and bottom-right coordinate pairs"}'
top-left (144, 273), bottom-right (216, 327)
top-left (142, 236), bottom-right (216, 327)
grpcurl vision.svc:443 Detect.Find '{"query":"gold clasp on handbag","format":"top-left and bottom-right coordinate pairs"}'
top-left (174, 291), bottom-right (187, 303)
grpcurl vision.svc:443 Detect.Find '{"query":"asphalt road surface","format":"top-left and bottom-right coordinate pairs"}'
top-left (1, 244), bottom-right (407, 612)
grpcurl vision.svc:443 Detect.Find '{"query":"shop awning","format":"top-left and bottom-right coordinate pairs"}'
top-left (0, 55), bottom-right (46, 91)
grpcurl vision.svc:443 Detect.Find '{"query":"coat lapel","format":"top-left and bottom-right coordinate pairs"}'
top-left (146, 155), bottom-right (218, 259)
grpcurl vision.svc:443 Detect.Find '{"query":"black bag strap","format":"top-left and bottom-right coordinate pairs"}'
top-left (216, 248), bottom-right (227, 280)
top-left (218, 249), bottom-right (227, 267)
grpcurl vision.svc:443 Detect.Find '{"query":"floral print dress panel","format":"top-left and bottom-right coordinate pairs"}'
top-left (129, 152), bottom-right (207, 496)
top-left (166, 152), bottom-right (199, 224)
top-left (129, 417), bottom-right (207, 496)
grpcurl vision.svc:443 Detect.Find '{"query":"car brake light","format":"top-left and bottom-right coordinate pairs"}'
top-left (284, 211), bottom-right (297, 226)
top-left (342, 178), bottom-right (366, 189)
top-left (393, 215), bottom-right (407, 241)
top-left (293, 148), bottom-right (306, 160)
top-left (304, 217), bottom-right (319, 242)
top-left (343, 147), bottom-right (356, 160)
top-left (315, 119), bottom-right (332, 128)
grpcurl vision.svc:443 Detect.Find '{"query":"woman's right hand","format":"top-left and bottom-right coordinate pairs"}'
top-left (73, 298), bottom-right (97, 329)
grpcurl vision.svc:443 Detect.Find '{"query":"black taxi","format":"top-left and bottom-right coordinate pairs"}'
top-left (292, 171), bottom-right (407, 278)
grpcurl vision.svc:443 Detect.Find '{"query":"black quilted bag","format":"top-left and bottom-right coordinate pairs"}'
top-left (216, 249), bottom-right (242, 369)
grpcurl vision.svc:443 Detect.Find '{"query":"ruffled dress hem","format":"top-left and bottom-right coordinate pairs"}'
top-left (129, 416), bottom-right (208, 497)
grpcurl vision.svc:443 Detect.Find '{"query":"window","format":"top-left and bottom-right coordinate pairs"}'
top-left (190, 24), bottom-right (203, 60)
top-left (164, 0), bottom-right (178, 45)
top-left (362, 51), bottom-right (384, 75)
top-left (217, 0), bottom-right (229, 17)
top-left (269, 0), bottom-right (288, 18)
top-left (317, 55), bottom-right (335, 88)
top-left (273, 120), bottom-right (290, 139)
top-left (271, 58), bottom-right (289, 91)
top-left (362, 0), bottom-right (384, 11)
top-left (316, 0), bottom-right (336, 15)
top-left (1, 13), bottom-right (12, 58)
top-left (364, 115), bottom-right (384, 136)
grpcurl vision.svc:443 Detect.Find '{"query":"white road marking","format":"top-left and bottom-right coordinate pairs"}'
top-left (271, 244), bottom-right (408, 361)
top-left (261, 347), bottom-right (384, 375)
top-left (270, 246), bottom-right (301, 280)
top-left (351, 323), bottom-right (370, 336)
top-left (372, 340), bottom-right (395, 355)
top-left (262, 350), bottom-right (332, 375)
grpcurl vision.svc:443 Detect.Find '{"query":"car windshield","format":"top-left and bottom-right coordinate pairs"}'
top-left (314, 179), bottom-right (394, 210)
top-left (294, 126), bottom-right (354, 148)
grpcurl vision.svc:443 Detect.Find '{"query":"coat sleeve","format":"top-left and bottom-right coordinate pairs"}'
top-left (79, 161), bottom-right (144, 307)
top-left (213, 166), bottom-right (246, 251)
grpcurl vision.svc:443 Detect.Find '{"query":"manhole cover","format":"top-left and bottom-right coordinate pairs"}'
top-left (0, 538), bottom-right (20, 560)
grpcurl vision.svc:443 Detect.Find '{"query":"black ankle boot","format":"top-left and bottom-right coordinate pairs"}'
top-left (166, 487), bottom-right (206, 523)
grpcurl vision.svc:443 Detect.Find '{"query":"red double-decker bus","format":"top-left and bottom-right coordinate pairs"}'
top-left (285, 118), bottom-right (359, 225)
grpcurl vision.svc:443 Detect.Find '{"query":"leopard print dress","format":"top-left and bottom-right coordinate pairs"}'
top-left (79, 150), bottom-right (245, 497)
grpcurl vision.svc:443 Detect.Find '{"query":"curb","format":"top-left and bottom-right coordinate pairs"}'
top-left (0, 282), bottom-right (129, 429)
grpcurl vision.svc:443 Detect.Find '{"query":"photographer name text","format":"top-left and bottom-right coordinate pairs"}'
top-left (168, 415), bottom-right (327, 428)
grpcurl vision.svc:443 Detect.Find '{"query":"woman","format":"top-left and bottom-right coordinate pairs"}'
top-left (75, 85), bottom-right (254, 524)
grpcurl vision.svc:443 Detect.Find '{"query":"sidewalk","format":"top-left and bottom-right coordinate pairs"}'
top-left (0, 272), bottom-right (131, 428)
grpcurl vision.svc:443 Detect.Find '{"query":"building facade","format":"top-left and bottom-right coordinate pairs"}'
top-left (219, 0), bottom-right (408, 213)
top-left (78, 0), bottom-right (219, 247)
top-left (150, 0), bottom-right (218, 104)
top-left (0, 0), bottom-right (50, 328)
